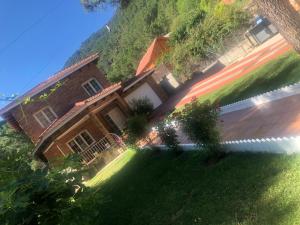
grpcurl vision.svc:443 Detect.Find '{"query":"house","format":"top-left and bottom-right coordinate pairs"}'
top-left (0, 54), bottom-right (168, 165)
top-left (136, 35), bottom-right (180, 95)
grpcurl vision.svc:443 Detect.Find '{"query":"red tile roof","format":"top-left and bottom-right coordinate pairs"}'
top-left (136, 36), bottom-right (169, 76)
top-left (0, 53), bottom-right (99, 115)
top-left (37, 102), bottom-right (86, 142)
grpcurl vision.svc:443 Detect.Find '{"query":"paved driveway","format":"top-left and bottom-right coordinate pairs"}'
top-left (220, 93), bottom-right (300, 141)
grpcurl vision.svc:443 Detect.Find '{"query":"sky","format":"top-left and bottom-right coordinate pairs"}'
top-left (0, 0), bottom-right (115, 109)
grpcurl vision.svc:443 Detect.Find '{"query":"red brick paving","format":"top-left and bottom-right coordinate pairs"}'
top-left (176, 36), bottom-right (291, 108)
top-left (220, 93), bottom-right (300, 140)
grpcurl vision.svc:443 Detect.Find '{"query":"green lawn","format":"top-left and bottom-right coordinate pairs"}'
top-left (85, 149), bottom-right (136, 187)
top-left (80, 149), bottom-right (300, 225)
top-left (197, 52), bottom-right (300, 106)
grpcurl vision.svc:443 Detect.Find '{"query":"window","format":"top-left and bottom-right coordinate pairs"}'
top-left (82, 78), bottom-right (102, 96)
top-left (67, 131), bottom-right (95, 153)
top-left (34, 107), bottom-right (57, 128)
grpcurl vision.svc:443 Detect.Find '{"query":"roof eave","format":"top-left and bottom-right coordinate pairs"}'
top-left (0, 54), bottom-right (99, 116)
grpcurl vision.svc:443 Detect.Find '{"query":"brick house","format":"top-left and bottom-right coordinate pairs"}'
top-left (0, 54), bottom-right (168, 165)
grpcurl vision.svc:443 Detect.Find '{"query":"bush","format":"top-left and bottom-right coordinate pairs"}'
top-left (157, 121), bottom-right (181, 153)
top-left (130, 97), bottom-right (154, 116)
top-left (174, 100), bottom-right (220, 152)
top-left (127, 115), bottom-right (148, 143)
top-left (0, 137), bottom-right (85, 225)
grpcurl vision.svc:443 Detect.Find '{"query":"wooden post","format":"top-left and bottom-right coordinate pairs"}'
top-left (89, 113), bottom-right (115, 144)
top-left (115, 93), bottom-right (131, 116)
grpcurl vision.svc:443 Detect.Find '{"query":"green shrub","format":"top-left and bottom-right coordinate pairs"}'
top-left (157, 121), bottom-right (181, 153)
top-left (130, 97), bottom-right (154, 116)
top-left (0, 128), bottom-right (86, 225)
top-left (127, 115), bottom-right (148, 143)
top-left (174, 100), bottom-right (220, 152)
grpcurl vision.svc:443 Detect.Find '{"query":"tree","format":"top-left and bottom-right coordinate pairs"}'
top-left (80, 0), bottom-right (130, 11)
top-left (0, 124), bottom-right (86, 225)
top-left (253, 0), bottom-right (300, 53)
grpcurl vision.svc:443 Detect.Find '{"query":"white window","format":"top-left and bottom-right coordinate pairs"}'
top-left (82, 78), bottom-right (102, 96)
top-left (34, 106), bottom-right (57, 128)
top-left (67, 130), bottom-right (95, 153)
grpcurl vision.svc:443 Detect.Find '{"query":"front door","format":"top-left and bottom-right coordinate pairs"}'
top-left (105, 107), bottom-right (127, 134)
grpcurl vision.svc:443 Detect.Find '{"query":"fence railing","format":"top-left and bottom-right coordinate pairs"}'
top-left (79, 133), bottom-right (125, 165)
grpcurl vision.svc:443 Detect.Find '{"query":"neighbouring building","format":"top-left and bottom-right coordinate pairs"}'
top-left (136, 35), bottom-right (180, 95)
top-left (0, 54), bottom-right (168, 166)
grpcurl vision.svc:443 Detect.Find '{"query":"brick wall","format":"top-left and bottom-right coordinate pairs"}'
top-left (8, 62), bottom-right (110, 143)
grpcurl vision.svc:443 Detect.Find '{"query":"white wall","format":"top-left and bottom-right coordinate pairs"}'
top-left (124, 82), bottom-right (162, 109)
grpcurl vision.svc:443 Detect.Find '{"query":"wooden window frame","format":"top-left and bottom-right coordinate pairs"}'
top-left (33, 106), bottom-right (57, 129)
top-left (67, 130), bottom-right (95, 153)
top-left (82, 78), bottom-right (102, 96)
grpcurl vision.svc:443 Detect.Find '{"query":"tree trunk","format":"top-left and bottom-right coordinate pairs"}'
top-left (253, 0), bottom-right (300, 53)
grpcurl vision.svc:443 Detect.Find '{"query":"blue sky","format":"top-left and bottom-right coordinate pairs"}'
top-left (0, 0), bottom-right (115, 109)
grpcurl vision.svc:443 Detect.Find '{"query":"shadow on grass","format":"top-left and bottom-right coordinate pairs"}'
top-left (68, 150), bottom-right (300, 225)
top-left (197, 52), bottom-right (300, 106)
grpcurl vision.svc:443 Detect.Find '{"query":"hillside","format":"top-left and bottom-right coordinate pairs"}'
top-left (65, 0), bottom-right (177, 82)
top-left (66, 0), bottom-right (248, 82)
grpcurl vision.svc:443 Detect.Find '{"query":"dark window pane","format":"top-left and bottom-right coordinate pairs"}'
top-left (43, 108), bottom-right (56, 123)
top-left (36, 111), bottom-right (50, 128)
top-left (81, 131), bottom-right (94, 145)
top-left (83, 83), bottom-right (96, 96)
top-left (69, 140), bottom-right (81, 153)
top-left (74, 136), bottom-right (88, 150)
top-left (90, 79), bottom-right (102, 92)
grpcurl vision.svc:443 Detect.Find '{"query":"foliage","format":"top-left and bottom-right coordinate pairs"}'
top-left (67, 0), bottom-right (177, 82)
top-left (0, 125), bottom-right (87, 225)
top-left (173, 100), bottom-right (220, 152)
top-left (69, 0), bottom-right (248, 82)
top-left (130, 97), bottom-right (154, 116)
top-left (157, 121), bottom-right (181, 153)
top-left (81, 0), bottom-right (130, 11)
top-left (167, 1), bottom-right (250, 78)
top-left (0, 124), bottom-right (33, 186)
top-left (126, 114), bottom-right (148, 143)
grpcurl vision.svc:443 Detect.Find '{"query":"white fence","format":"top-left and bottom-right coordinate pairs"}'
top-left (220, 81), bottom-right (300, 115)
top-left (150, 136), bottom-right (300, 154)
top-left (222, 136), bottom-right (300, 154)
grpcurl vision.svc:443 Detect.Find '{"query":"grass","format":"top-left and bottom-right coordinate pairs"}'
top-left (77, 149), bottom-right (300, 225)
top-left (197, 52), bottom-right (300, 106)
top-left (85, 149), bottom-right (136, 187)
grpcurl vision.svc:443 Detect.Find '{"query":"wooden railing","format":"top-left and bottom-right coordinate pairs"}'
top-left (79, 133), bottom-right (125, 165)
